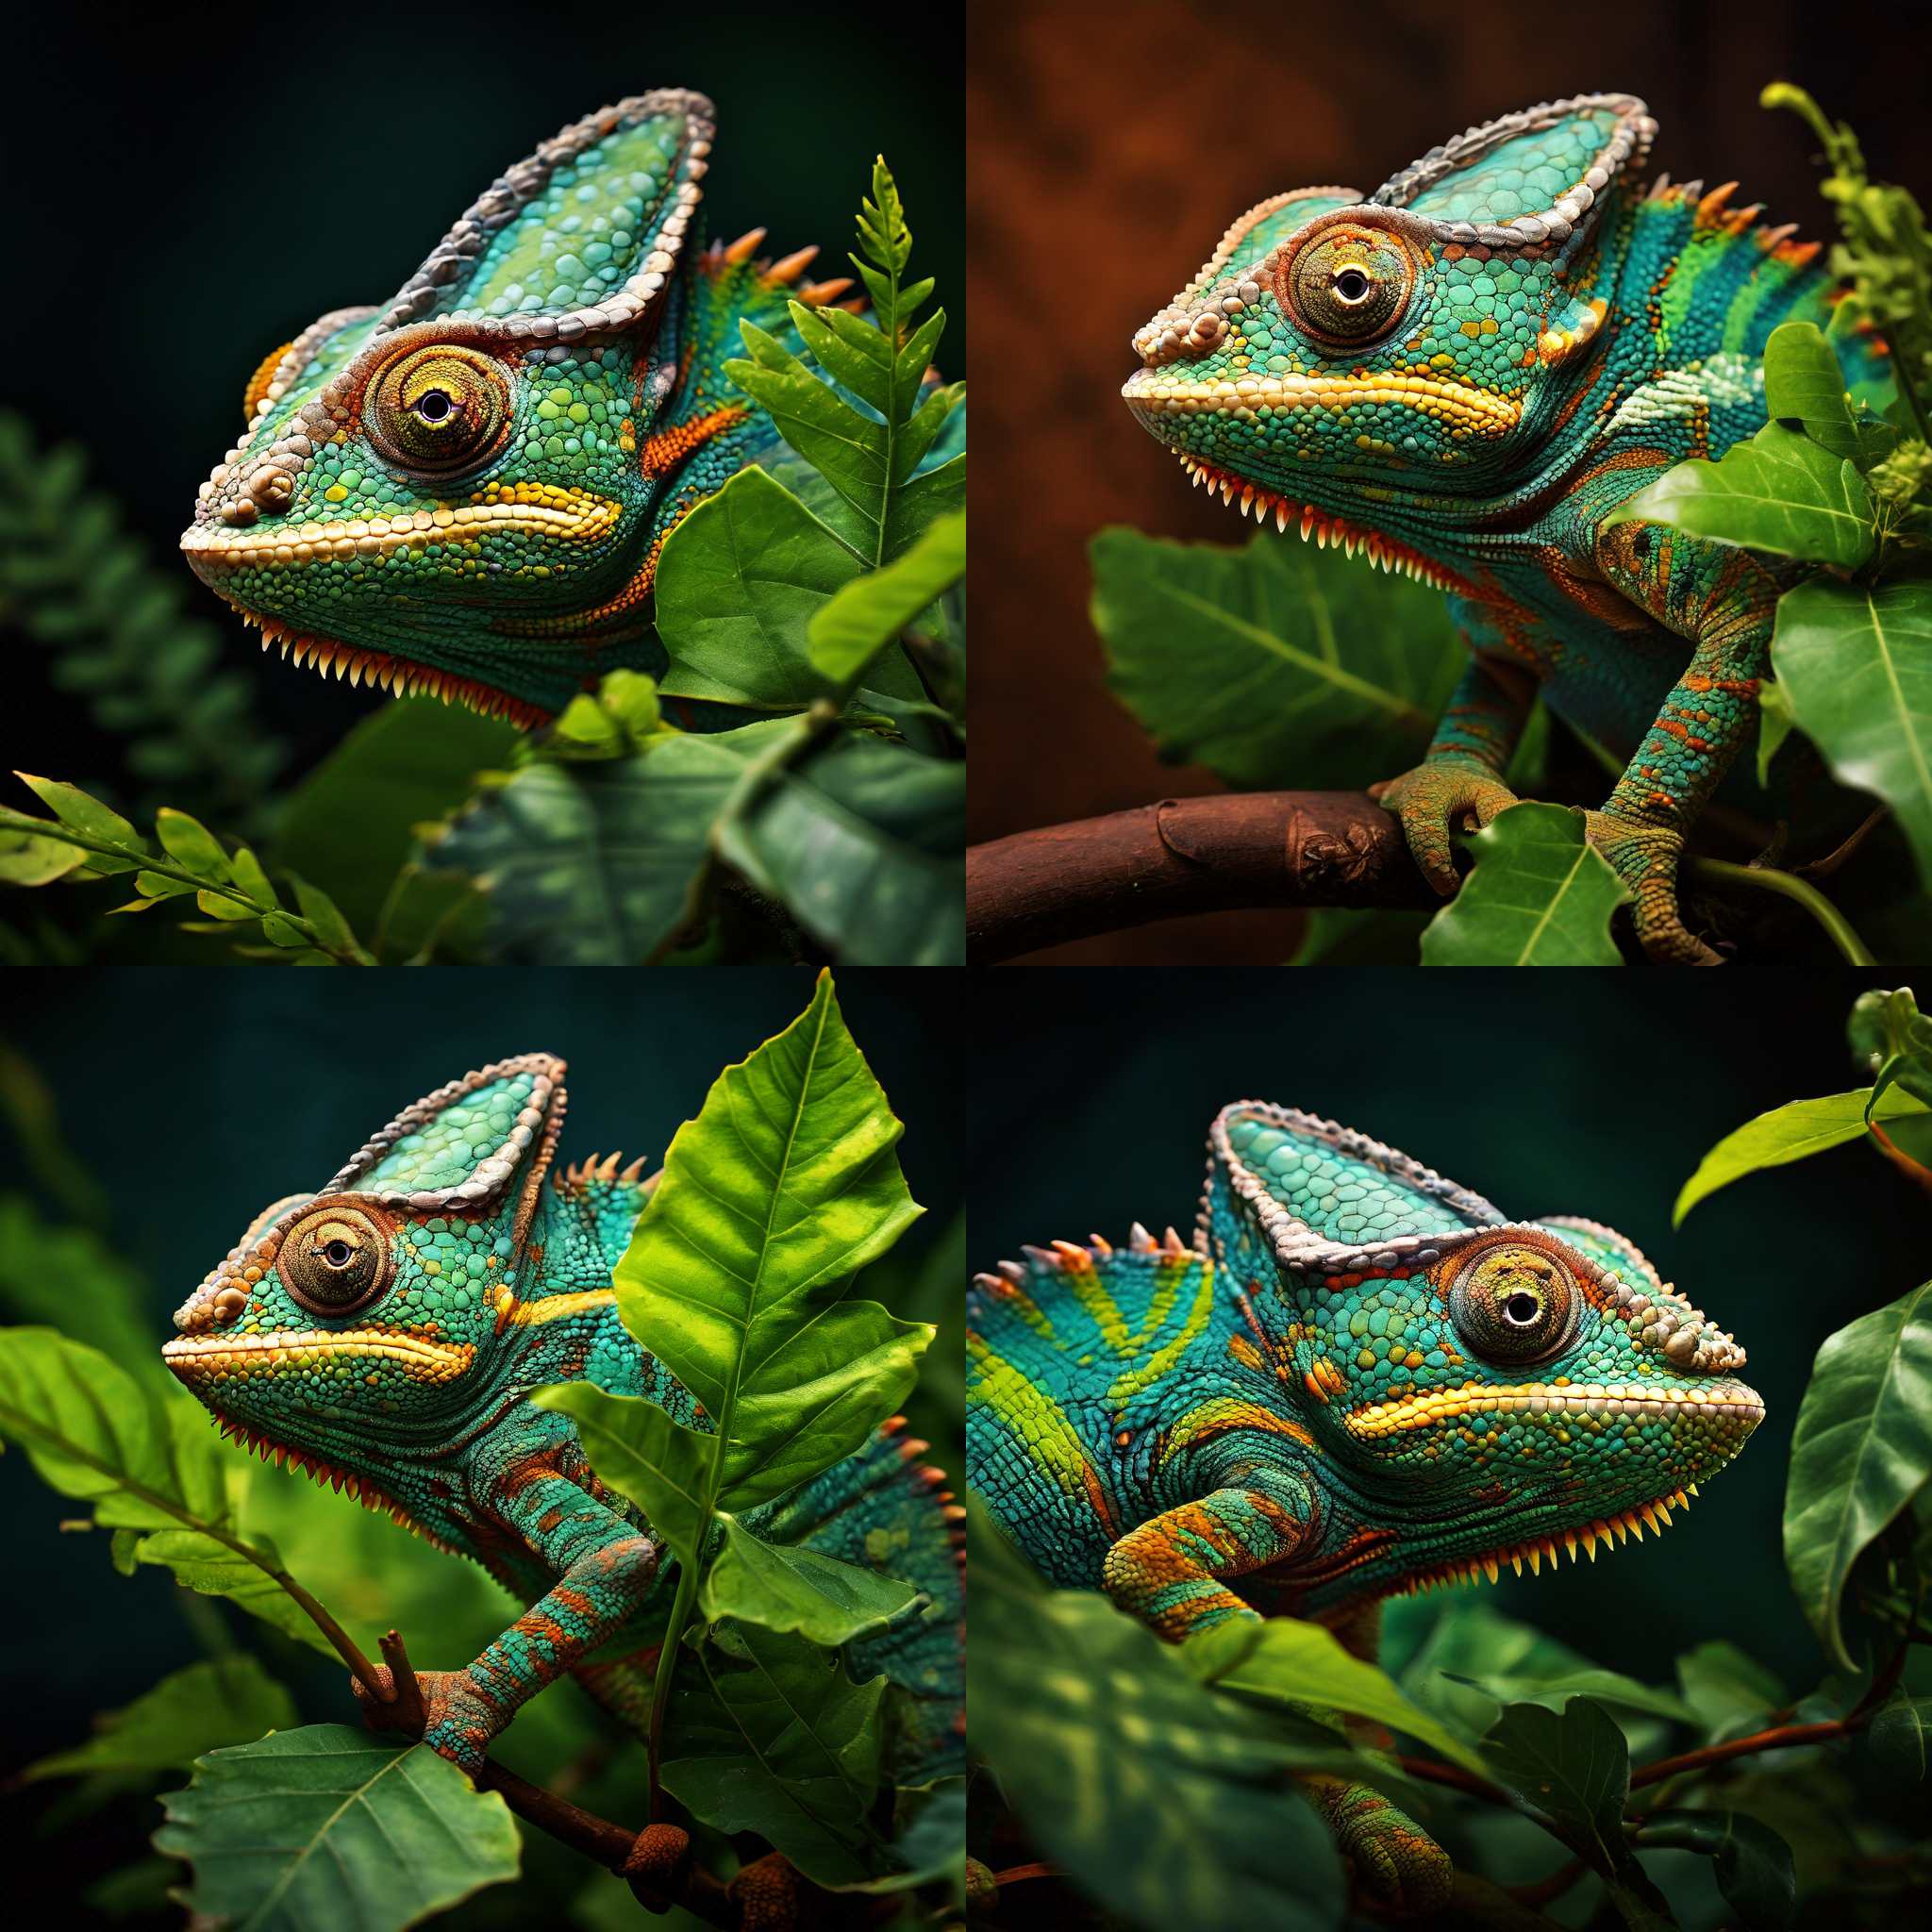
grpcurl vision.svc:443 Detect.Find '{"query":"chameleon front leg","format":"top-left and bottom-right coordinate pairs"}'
top-left (1587, 521), bottom-right (1786, 964)
top-left (357, 1463), bottom-right (661, 1776)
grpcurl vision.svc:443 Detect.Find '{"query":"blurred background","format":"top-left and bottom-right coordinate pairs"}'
top-left (967, 0), bottom-right (1932, 962)
top-left (0, 967), bottom-right (961, 1923)
top-left (4, 2), bottom-right (962, 802)
top-left (968, 967), bottom-right (1919, 1695)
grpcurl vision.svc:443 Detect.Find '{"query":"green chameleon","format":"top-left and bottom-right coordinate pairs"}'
top-left (163, 1053), bottom-right (963, 1788)
top-left (179, 90), bottom-right (906, 728)
top-left (1123, 92), bottom-right (1889, 962)
top-left (967, 1101), bottom-right (1761, 1907)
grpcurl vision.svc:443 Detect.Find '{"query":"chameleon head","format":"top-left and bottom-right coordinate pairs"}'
top-left (179, 91), bottom-right (717, 724)
top-left (1203, 1102), bottom-right (1761, 1594)
top-left (1121, 95), bottom-right (1656, 553)
top-left (163, 1054), bottom-right (570, 1459)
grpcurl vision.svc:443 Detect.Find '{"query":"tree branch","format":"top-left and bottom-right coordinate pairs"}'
top-left (967, 791), bottom-right (1433, 962)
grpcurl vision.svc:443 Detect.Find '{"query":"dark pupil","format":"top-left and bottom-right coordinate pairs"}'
top-left (324, 1241), bottom-right (355, 1268)
top-left (414, 389), bottom-right (454, 423)
top-left (1502, 1290), bottom-right (1541, 1326)
top-left (1335, 268), bottom-right (1371, 301)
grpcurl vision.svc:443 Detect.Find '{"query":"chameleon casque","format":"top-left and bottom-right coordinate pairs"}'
top-left (162, 1055), bottom-right (964, 1787)
top-left (179, 90), bottom-right (917, 727)
top-left (1122, 93), bottom-right (1889, 963)
top-left (967, 1103), bottom-right (1762, 1906)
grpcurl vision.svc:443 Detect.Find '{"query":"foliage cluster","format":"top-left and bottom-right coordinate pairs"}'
top-left (969, 984), bottom-right (1932, 1929)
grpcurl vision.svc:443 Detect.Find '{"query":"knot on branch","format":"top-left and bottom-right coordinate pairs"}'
top-left (624, 1824), bottom-right (694, 1913)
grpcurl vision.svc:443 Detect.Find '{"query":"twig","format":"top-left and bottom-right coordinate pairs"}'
top-left (1795, 806), bottom-right (1890, 881)
top-left (1687, 857), bottom-right (1876, 965)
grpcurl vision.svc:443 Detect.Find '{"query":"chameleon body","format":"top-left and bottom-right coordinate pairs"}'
top-left (180, 92), bottom-right (878, 727)
top-left (967, 1103), bottom-right (1761, 1903)
top-left (1123, 93), bottom-right (1889, 961)
top-left (164, 1055), bottom-right (963, 1783)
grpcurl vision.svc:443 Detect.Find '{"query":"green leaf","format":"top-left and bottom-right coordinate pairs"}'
top-left (1606, 422), bottom-right (1874, 565)
top-left (0, 829), bottom-right (86, 884)
top-left (700, 1514), bottom-right (917, 1644)
top-left (0, 1193), bottom-right (159, 1375)
top-left (1184, 1615), bottom-right (1493, 1778)
top-left (1774, 578), bottom-right (1932, 891)
top-left (1420, 803), bottom-right (1628, 965)
top-left (808, 508), bottom-right (965, 689)
top-left (133, 1524), bottom-right (340, 1661)
top-left (1674, 1086), bottom-right (1926, 1223)
top-left (16, 773), bottom-right (142, 848)
top-left (658, 1622), bottom-right (891, 1890)
top-left (1091, 526), bottom-right (1462, 790)
top-left (1441, 1666), bottom-right (1697, 1726)
top-left (1757, 680), bottom-right (1799, 787)
top-left (969, 1500), bottom-right (1345, 1932)
top-left (608, 970), bottom-right (927, 1513)
top-left (1783, 1279), bottom-right (1932, 1670)
top-left (155, 1726), bottom-right (521, 1932)
top-left (1764, 321), bottom-right (1862, 460)
top-left (1674, 1641), bottom-right (1786, 1740)
top-left (274, 696), bottom-right (521, 933)
top-left (24, 1657), bottom-right (296, 1781)
top-left (1482, 1697), bottom-right (1629, 1865)
top-left (290, 875), bottom-right (365, 959)
top-left (1850, 986), bottom-right (1932, 1110)
top-left (1867, 1693), bottom-right (1932, 1778)
top-left (529, 1386), bottom-right (708, 1571)
top-left (1632, 1809), bottom-right (1796, 1929)
top-left (155, 808), bottom-right (231, 881)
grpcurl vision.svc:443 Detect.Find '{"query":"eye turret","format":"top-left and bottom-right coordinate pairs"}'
top-left (1447, 1239), bottom-right (1580, 1364)
top-left (363, 344), bottom-right (513, 475)
top-left (1275, 219), bottom-right (1420, 348)
top-left (280, 1204), bottom-right (396, 1317)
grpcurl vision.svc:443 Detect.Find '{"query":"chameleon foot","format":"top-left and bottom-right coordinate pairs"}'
top-left (1302, 1774), bottom-right (1454, 1916)
top-left (1581, 813), bottom-right (1723, 965)
top-left (1371, 758), bottom-right (1520, 894)
top-left (351, 1662), bottom-right (497, 1778)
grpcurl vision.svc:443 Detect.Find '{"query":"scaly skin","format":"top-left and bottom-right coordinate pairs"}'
top-left (967, 1103), bottom-right (1762, 1908)
top-left (180, 92), bottom-right (864, 726)
top-left (1122, 92), bottom-right (1890, 962)
top-left (164, 1055), bottom-right (964, 1783)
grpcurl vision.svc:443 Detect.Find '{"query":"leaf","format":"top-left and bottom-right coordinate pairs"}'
top-left (1632, 1809), bottom-right (1796, 1929)
top-left (607, 970), bottom-right (927, 1514)
top-left (0, 1193), bottom-right (158, 1375)
top-left (1674, 1641), bottom-right (1786, 1740)
top-left (1783, 1279), bottom-right (1932, 1670)
top-left (1482, 1697), bottom-right (1629, 1865)
top-left (273, 696), bottom-right (520, 934)
top-left (700, 1514), bottom-right (917, 1644)
top-left (24, 1657), bottom-right (296, 1781)
top-left (1420, 803), bottom-right (1628, 965)
top-left (15, 773), bottom-right (142, 848)
top-left (1757, 680), bottom-right (1799, 787)
top-left (1774, 578), bottom-right (1932, 891)
top-left (808, 508), bottom-right (965, 688)
top-left (1184, 1615), bottom-right (1493, 1779)
top-left (529, 1385), bottom-right (708, 1571)
top-left (1441, 1667), bottom-right (1697, 1727)
top-left (1091, 526), bottom-right (1462, 790)
top-left (290, 875), bottom-right (365, 960)
top-left (0, 829), bottom-right (86, 884)
top-left (1763, 321), bottom-right (1862, 460)
top-left (1850, 986), bottom-right (1932, 1109)
top-left (155, 807), bottom-right (231, 881)
top-left (969, 1500), bottom-right (1346, 1932)
top-left (718, 732), bottom-right (964, 965)
top-left (658, 1622), bottom-right (892, 1890)
top-left (1674, 1086), bottom-right (1927, 1223)
top-left (1606, 422), bottom-right (1874, 564)
top-left (155, 1725), bottom-right (521, 1932)
top-left (1867, 1693), bottom-right (1932, 1778)
top-left (133, 1524), bottom-right (340, 1661)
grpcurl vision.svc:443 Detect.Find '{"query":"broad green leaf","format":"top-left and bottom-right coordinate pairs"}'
top-left (1632, 1809), bottom-right (1796, 1929)
top-left (718, 733), bottom-right (964, 965)
top-left (1482, 1697), bottom-right (1630, 1867)
top-left (1420, 803), bottom-right (1627, 965)
top-left (700, 1514), bottom-right (917, 1643)
top-left (1184, 1614), bottom-right (1492, 1778)
top-left (274, 696), bottom-right (520, 933)
top-left (808, 508), bottom-right (965, 688)
top-left (1774, 579), bottom-right (1932, 890)
top-left (1849, 986), bottom-right (1932, 1110)
top-left (970, 1500), bottom-right (1345, 1932)
top-left (1441, 1667), bottom-right (1697, 1726)
top-left (155, 808), bottom-right (230, 881)
top-left (547, 670), bottom-right (666, 761)
top-left (16, 773), bottom-right (142, 848)
top-left (1674, 1641), bottom-right (1786, 1740)
top-left (1868, 1693), bottom-right (1932, 1778)
top-left (0, 829), bottom-right (86, 884)
top-left (155, 1726), bottom-right (520, 1932)
top-left (1783, 1280), bottom-right (1932, 1670)
top-left (1091, 526), bottom-right (1462, 790)
top-left (1674, 1086), bottom-right (1927, 1223)
top-left (24, 1657), bottom-right (295, 1781)
top-left (1606, 423), bottom-right (1874, 565)
top-left (658, 1623), bottom-right (892, 1890)
top-left (608, 971), bottom-right (928, 1512)
top-left (1763, 321), bottom-right (1861, 459)
top-left (290, 875), bottom-right (365, 959)
top-left (133, 1524), bottom-right (340, 1661)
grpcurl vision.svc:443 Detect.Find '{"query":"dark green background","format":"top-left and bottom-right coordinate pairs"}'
top-left (6, 2), bottom-right (963, 787)
top-left (967, 968), bottom-right (1924, 1693)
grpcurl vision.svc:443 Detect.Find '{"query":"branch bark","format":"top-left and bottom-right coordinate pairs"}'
top-left (966, 791), bottom-right (1434, 963)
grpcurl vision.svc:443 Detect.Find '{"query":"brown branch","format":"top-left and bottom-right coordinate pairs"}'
top-left (967, 791), bottom-right (1433, 962)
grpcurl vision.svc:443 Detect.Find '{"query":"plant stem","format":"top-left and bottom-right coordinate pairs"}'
top-left (645, 1561), bottom-right (700, 1816)
top-left (1688, 856), bottom-right (1876, 964)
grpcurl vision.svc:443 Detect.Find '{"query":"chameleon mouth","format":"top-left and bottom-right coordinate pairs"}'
top-left (1121, 363), bottom-right (1522, 439)
top-left (1345, 1376), bottom-right (1765, 1440)
top-left (162, 1325), bottom-right (475, 1386)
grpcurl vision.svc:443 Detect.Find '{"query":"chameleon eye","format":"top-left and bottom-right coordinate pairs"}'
top-left (363, 344), bottom-right (512, 475)
top-left (1276, 223), bottom-right (1417, 349)
top-left (1447, 1241), bottom-right (1580, 1365)
top-left (280, 1205), bottom-right (395, 1317)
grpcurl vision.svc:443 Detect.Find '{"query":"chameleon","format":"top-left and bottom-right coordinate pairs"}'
top-left (178, 90), bottom-right (919, 728)
top-left (162, 1053), bottom-right (964, 1788)
top-left (1122, 92), bottom-right (1890, 962)
top-left (966, 1101), bottom-right (1762, 1907)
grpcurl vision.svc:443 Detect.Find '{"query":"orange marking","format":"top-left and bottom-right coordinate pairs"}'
top-left (639, 405), bottom-right (749, 480)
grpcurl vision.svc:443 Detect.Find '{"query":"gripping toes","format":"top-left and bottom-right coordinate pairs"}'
top-left (353, 1664), bottom-right (498, 1777)
top-left (1371, 758), bottom-right (1519, 895)
top-left (1581, 812), bottom-right (1722, 965)
top-left (1302, 1774), bottom-right (1454, 1915)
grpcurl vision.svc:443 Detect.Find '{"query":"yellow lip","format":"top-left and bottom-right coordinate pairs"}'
top-left (162, 1327), bottom-right (474, 1385)
top-left (1346, 1376), bottom-right (1764, 1440)
top-left (1121, 364), bottom-right (1521, 438)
